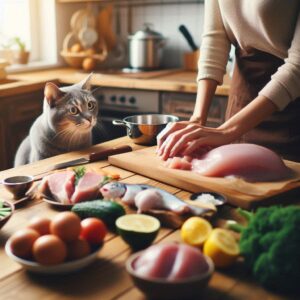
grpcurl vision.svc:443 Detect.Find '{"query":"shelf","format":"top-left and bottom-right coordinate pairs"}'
top-left (57, 0), bottom-right (203, 6)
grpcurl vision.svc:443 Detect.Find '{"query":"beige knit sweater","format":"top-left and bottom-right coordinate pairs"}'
top-left (197, 0), bottom-right (300, 110)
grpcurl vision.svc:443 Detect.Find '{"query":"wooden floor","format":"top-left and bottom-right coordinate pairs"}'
top-left (0, 137), bottom-right (295, 300)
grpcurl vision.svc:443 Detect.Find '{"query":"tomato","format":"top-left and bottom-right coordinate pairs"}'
top-left (80, 218), bottom-right (107, 245)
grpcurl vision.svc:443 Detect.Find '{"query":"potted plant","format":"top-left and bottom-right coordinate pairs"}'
top-left (12, 37), bottom-right (30, 64)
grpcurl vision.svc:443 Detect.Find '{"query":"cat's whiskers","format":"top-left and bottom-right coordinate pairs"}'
top-left (51, 127), bottom-right (71, 142)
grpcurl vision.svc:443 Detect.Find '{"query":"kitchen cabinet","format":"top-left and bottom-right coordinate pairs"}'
top-left (0, 90), bottom-right (43, 170)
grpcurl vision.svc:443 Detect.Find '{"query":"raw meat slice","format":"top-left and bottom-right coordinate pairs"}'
top-left (133, 243), bottom-right (209, 280)
top-left (168, 244), bottom-right (209, 280)
top-left (166, 156), bottom-right (192, 170)
top-left (40, 171), bottom-right (75, 204)
top-left (133, 243), bottom-right (178, 279)
top-left (71, 172), bottom-right (104, 204)
top-left (167, 144), bottom-right (291, 182)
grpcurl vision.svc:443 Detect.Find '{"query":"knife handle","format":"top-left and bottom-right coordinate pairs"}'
top-left (88, 145), bottom-right (133, 162)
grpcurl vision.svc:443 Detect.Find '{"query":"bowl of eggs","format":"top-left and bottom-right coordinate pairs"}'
top-left (60, 32), bottom-right (108, 71)
top-left (5, 212), bottom-right (107, 274)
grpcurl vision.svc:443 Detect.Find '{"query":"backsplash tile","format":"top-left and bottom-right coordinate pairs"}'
top-left (121, 1), bottom-right (204, 68)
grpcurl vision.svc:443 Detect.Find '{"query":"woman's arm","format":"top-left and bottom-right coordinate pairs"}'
top-left (190, 79), bottom-right (218, 125)
top-left (158, 94), bottom-right (278, 160)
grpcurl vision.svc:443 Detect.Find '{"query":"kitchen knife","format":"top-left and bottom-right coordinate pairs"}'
top-left (33, 145), bottom-right (132, 181)
top-left (178, 25), bottom-right (198, 52)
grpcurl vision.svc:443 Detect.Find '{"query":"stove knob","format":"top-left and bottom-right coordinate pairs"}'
top-left (129, 97), bottom-right (136, 104)
top-left (110, 95), bottom-right (117, 102)
top-left (119, 96), bottom-right (126, 103)
top-left (98, 94), bottom-right (105, 102)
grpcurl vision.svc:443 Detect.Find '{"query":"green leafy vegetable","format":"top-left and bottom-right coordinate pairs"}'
top-left (0, 200), bottom-right (11, 219)
top-left (227, 206), bottom-right (300, 294)
top-left (73, 166), bottom-right (86, 185)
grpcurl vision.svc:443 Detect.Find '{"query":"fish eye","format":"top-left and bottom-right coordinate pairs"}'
top-left (70, 106), bottom-right (79, 115)
top-left (87, 101), bottom-right (95, 110)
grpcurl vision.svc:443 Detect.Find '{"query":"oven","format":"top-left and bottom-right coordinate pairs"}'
top-left (161, 92), bottom-right (227, 127)
top-left (93, 87), bottom-right (160, 143)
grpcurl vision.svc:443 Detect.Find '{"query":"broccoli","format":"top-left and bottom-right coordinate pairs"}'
top-left (228, 205), bottom-right (300, 294)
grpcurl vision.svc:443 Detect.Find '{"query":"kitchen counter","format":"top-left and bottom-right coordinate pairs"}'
top-left (0, 136), bottom-right (295, 300)
top-left (0, 67), bottom-right (230, 98)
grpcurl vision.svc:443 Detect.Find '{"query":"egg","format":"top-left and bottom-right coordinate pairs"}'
top-left (70, 43), bottom-right (82, 53)
top-left (85, 48), bottom-right (96, 56)
top-left (67, 237), bottom-right (91, 260)
top-left (33, 235), bottom-right (67, 265)
top-left (82, 57), bottom-right (96, 72)
top-left (50, 212), bottom-right (81, 242)
top-left (9, 228), bottom-right (40, 259)
top-left (28, 216), bottom-right (51, 235)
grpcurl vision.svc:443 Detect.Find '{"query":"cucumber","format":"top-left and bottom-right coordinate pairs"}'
top-left (72, 200), bottom-right (126, 228)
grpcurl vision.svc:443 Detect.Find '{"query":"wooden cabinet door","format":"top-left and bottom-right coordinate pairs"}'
top-left (3, 90), bottom-right (44, 169)
top-left (0, 117), bottom-right (7, 170)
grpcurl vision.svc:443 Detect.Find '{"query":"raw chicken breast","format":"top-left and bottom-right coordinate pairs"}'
top-left (39, 171), bottom-right (75, 204)
top-left (71, 172), bottom-right (104, 203)
top-left (133, 243), bottom-right (209, 280)
top-left (168, 144), bottom-right (291, 182)
top-left (134, 189), bottom-right (164, 213)
top-left (167, 157), bottom-right (192, 170)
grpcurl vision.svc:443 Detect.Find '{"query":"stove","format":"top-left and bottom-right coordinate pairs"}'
top-left (93, 87), bottom-right (160, 143)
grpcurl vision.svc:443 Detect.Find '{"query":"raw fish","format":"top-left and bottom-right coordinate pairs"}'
top-left (133, 243), bottom-right (209, 280)
top-left (100, 182), bottom-right (212, 215)
top-left (166, 143), bottom-right (291, 182)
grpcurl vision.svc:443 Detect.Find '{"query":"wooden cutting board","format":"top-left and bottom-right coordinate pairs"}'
top-left (109, 147), bottom-right (300, 209)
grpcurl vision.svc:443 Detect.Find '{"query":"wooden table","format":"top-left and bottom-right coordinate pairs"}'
top-left (0, 137), bottom-right (293, 300)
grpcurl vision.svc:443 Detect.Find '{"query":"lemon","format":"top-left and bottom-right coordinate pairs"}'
top-left (181, 217), bottom-right (213, 247)
top-left (116, 214), bottom-right (160, 250)
top-left (203, 228), bottom-right (239, 268)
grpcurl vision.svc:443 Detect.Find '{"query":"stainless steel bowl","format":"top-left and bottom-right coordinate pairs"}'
top-left (113, 114), bottom-right (179, 145)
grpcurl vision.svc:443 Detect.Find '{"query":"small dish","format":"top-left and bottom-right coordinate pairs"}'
top-left (0, 201), bottom-right (14, 230)
top-left (5, 241), bottom-right (102, 274)
top-left (126, 250), bottom-right (214, 300)
top-left (190, 192), bottom-right (227, 206)
top-left (41, 194), bottom-right (74, 210)
top-left (1, 175), bottom-right (34, 200)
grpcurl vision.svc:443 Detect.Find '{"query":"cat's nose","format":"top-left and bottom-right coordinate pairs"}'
top-left (86, 116), bottom-right (92, 123)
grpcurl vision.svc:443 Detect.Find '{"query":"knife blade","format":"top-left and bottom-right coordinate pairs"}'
top-left (33, 145), bottom-right (132, 181)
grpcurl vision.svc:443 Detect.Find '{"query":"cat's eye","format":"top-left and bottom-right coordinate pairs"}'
top-left (87, 101), bottom-right (95, 110)
top-left (70, 106), bottom-right (79, 115)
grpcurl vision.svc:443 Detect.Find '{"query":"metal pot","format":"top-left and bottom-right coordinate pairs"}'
top-left (112, 114), bottom-right (179, 145)
top-left (128, 23), bottom-right (166, 70)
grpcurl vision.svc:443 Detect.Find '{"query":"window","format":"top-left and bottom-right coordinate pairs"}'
top-left (0, 0), bottom-right (57, 69)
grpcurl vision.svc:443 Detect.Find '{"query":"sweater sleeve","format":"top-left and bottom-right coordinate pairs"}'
top-left (197, 0), bottom-right (231, 84)
top-left (259, 12), bottom-right (300, 111)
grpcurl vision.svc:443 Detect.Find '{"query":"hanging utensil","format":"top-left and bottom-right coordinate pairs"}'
top-left (78, 12), bottom-right (98, 49)
top-left (178, 24), bottom-right (198, 51)
top-left (111, 5), bottom-right (126, 62)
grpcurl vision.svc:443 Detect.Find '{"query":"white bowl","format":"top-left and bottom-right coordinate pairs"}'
top-left (5, 241), bottom-right (102, 274)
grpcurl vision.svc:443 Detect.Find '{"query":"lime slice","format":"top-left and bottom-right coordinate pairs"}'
top-left (116, 214), bottom-right (160, 250)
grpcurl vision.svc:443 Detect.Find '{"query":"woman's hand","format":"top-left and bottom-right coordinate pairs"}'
top-left (156, 122), bottom-right (238, 161)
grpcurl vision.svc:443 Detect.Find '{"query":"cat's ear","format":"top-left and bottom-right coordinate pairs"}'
top-left (78, 73), bottom-right (93, 91)
top-left (44, 82), bottom-right (65, 107)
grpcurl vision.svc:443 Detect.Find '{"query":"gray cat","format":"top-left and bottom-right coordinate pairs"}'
top-left (14, 74), bottom-right (99, 166)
